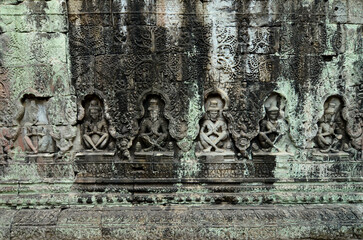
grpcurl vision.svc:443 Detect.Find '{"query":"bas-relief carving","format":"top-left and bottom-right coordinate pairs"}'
top-left (0, 82), bottom-right (8, 99)
top-left (16, 96), bottom-right (54, 154)
top-left (345, 84), bottom-right (363, 155)
top-left (197, 92), bottom-right (234, 159)
top-left (0, 127), bottom-right (17, 161)
top-left (252, 93), bottom-right (289, 154)
top-left (10, 91), bottom-right (359, 163)
top-left (0, 68), bottom-right (9, 110)
top-left (134, 95), bottom-right (173, 156)
top-left (314, 96), bottom-right (351, 154)
top-left (51, 126), bottom-right (77, 156)
top-left (81, 96), bottom-right (113, 151)
top-left (23, 125), bottom-right (54, 153)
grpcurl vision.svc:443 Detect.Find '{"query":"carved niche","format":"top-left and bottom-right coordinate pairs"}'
top-left (314, 96), bottom-right (351, 154)
top-left (252, 93), bottom-right (289, 154)
top-left (17, 95), bottom-right (54, 154)
top-left (80, 95), bottom-right (114, 152)
top-left (197, 90), bottom-right (234, 160)
top-left (134, 94), bottom-right (174, 158)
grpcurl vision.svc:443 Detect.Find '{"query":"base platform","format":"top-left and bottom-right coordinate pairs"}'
top-left (1, 204), bottom-right (362, 239)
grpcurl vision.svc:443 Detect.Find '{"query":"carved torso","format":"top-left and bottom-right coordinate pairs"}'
top-left (140, 118), bottom-right (168, 138)
top-left (202, 119), bottom-right (227, 138)
top-left (84, 119), bottom-right (108, 135)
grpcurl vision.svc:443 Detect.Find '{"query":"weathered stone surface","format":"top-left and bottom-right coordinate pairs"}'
top-left (0, 0), bottom-right (362, 238)
top-left (0, 205), bottom-right (362, 240)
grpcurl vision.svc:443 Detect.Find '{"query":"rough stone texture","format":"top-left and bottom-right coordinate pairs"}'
top-left (0, 205), bottom-right (363, 240)
top-left (0, 0), bottom-right (362, 239)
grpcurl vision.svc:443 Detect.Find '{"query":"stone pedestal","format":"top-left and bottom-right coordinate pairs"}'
top-left (252, 152), bottom-right (293, 179)
top-left (26, 153), bottom-right (55, 163)
top-left (196, 151), bottom-right (235, 162)
top-left (74, 151), bottom-right (115, 181)
top-left (312, 151), bottom-right (350, 161)
top-left (134, 151), bottom-right (174, 162)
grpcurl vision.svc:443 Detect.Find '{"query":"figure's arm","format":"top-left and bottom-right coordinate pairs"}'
top-left (332, 125), bottom-right (343, 139)
top-left (200, 123), bottom-right (219, 149)
top-left (202, 122), bottom-right (213, 136)
top-left (83, 122), bottom-right (92, 135)
top-left (97, 121), bottom-right (109, 135)
top-left (318, 125), bottom-right (323, 134)
top-left (319, 126), bottom-right (332, 137)
top-left (160, 121), bottom-right (168, 138)
top-left (200, 123), bottom-right (209, 138)
top-left (258, 121), bottom-right (274, 146)
top-left (24, 135), bottom-right (37, 153)
top-left (215, 122), bottom-right (228, 142)
top-left (259, 121), bottom-right (270, 135)
top-left (140, 120), bottom-right (151, 136)
top-left (320, 132), bottom-right (331, 137)
top-left (265, 121), bottom-right (277, 133)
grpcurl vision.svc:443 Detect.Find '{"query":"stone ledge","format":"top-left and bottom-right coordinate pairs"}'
top-left (0, 204), bottom-right (362, 239)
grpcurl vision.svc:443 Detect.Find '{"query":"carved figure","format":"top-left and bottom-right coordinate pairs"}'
top-left (258, 106), bottom-right (281, 151)
top-left (316, 97), bottom-right (346, 153)
top-left (0, 127), bottom-right (17, 158)
top-left (28, 100), bottom-right (38, 124)
top-left (253, 94), bottom-right (286, 152)
top-left (137, 97), bottom-right (168, 152)
top-left (199, 96), bottom-right (231, 153)
top-left (51, 126), bottom-right (77, 156)
top-left (82, 99), bottom-right (109, 151)
top-left (24, 126), bottom-right (53, 153)
top-left (17, 97), bottom-right (54, 154)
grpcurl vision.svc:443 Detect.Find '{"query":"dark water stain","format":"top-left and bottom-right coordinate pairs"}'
top-left (180, 1), bottom-right (209, 103)
top-left (288, 1), bottom-right (328, 111)
top-left (27, 1), bottom-right (49, 29)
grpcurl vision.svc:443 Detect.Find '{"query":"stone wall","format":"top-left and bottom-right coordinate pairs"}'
top-left (0, 0), bottom-right (362, 239)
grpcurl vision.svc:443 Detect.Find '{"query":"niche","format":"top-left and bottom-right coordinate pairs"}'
top-left (81, 95), bottom-right (112, 151)
top-left (314, 96), bottom-right (350, 154)
top-left (134, 94), bottom-right (173, 154)
top-left (18, 95), bottom-right (54, 154)
top-left (197, 92), bottom-right (234, 159)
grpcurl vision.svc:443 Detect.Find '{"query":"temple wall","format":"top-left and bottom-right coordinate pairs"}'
top-left (0, 0), bottom-right (362, 239)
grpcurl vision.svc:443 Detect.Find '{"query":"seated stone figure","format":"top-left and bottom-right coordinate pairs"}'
top-left (24, 126), bottom-right (53, 153)
top-left (18, 97), bottom-right (54, 154)
top-left (252, 94), bottom-right (287, 153)
top-left (199, 97), bottom-right (231, 153)
top-left (137, 98), bottom-right (168, 152)
top-left (317, 102), bottom-right (342, 153)
top-left (82, 99), bottom-right (109, 151)
top-left (258, 104), bottom-right (281, 152)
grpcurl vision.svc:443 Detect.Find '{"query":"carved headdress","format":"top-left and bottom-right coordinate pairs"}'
top-left (325, 102), bottom-right (336, 114)
top-left (148, 98), bottom-right (159, 111)
top-left (264, 94), bottom-right (279, 112)
top-left (206, 97), bottom-right (223, 111)
top-left (87, 99), bottom-right (102, 119)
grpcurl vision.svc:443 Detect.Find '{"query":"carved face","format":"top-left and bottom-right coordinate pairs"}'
top-left (149, 109), bottom-right (159, 122)
top-left (268, 110), bottom-right (278, 120)
top-left (208, 110), bottom-right (219, 122)
top-left (325, 112), bottom-right (333, 122)
top-left (30, 100), bottom-right (36, 105)
top-left (90, 108), bottom-right (100, 120)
